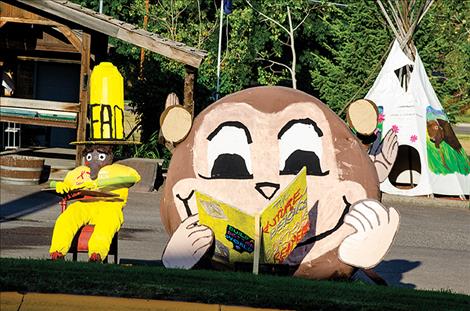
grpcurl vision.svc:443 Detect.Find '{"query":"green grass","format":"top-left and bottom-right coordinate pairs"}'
top-left (1, 258), bottom-right (469, 310)
top-left (455, 114), bottom-right (470, 124)
top-left (457, 134), bottom-right (470, 156)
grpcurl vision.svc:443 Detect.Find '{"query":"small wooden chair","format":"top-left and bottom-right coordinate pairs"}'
top-left (69, 224), bottom-right (118, 263)
top-left (60, 192), bottom-right (119, 263)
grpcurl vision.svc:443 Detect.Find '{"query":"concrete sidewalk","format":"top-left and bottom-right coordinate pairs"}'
top-left (382, 193), bottom-right (469, 210)
top-left (1, 292), bottom-right (285, 311)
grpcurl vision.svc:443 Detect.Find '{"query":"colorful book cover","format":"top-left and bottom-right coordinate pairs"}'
top-left (196, 167), bottom-right (308, 265)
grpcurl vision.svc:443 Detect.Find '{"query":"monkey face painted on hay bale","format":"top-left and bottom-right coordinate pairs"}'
top-left (161, 87), bottom-right (399, 280)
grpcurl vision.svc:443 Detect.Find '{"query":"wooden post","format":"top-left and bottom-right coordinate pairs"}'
top-left (139, 0), bottom-right (150, 78)
top-left (252, 215), bottom-right (261, 275)
top-left (76, 32), bottom-right (91, 166)
top-left (183, 65), bottom-right (196, 117)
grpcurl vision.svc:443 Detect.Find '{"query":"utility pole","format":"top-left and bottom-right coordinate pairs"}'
top-left (215, 0), bottom-right (224, 100)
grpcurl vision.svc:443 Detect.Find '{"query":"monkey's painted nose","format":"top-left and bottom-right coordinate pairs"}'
top-left (255, 182), bottom-right (280, 200)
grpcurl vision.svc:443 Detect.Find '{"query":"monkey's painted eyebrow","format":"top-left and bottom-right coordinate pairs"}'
top-left (207, 121), bottom-right (252, 143)
top-left (277, 118), bottom-right (323, 139)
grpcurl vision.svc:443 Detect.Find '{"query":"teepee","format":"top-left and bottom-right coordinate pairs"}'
top-left (366, 0), bottom-right (470, 196)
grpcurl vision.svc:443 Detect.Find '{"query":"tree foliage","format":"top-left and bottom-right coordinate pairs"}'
top-left (414, 0), bottom-right (470, 120)
top-left (73, 0), bottom-right (469, 141)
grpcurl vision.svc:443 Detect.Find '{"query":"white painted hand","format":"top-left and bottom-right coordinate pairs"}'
top-left (370, 129), bottom-right (398, 182)
top-left (162, 214), bottom-right (214, 269)
top-left (339, 200), bottom-right (399, 269)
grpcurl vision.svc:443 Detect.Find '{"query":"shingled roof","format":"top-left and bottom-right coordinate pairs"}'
top-left (11, 0), bottom-right (207, 68)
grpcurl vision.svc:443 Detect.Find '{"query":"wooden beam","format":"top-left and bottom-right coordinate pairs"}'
top-left (183, 66), bottom-right (196, 118)
top-left (0, 97), bottom-right (80, 113)
top-left (56, 25), bottom-right (82, 52)
top-left (0, 115), bottom-right (77, 128)
top-left (117, 29), bottom-right (205, 68)
top-left (17, 56), bottom-right (81, 65)
top-left (76, 31), bottom-right (91, 166)
top-left (0, 16), bottom-right (60, 26)
top-left (0, 21), bottom-right (6, 28)
top-left (15, 0), bottom-right (206, 68)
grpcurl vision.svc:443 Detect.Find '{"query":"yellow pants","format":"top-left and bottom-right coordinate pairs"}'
top-left (49, 201), bottom-right (124, 259)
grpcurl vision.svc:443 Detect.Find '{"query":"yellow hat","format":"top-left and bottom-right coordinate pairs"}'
top-left (73, 62), bottom-right (138, 145)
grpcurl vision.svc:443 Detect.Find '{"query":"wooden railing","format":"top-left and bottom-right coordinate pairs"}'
top-left (0, 97), bottom-right (79, 128)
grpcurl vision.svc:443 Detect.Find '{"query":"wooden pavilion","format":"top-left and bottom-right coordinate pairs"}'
top-left (0, 0), bottom-right (206, 164)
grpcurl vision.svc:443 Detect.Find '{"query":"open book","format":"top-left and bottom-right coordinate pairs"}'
top-left (196, 168), bottom-right (309, 271)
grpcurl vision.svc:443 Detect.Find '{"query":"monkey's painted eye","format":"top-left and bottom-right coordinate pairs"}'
top-left (201, 121), bottom-right (253, 179)
top-left (85, 153), bottom-right (92, 162)
top-left (278, 119), bottom-right (329, 176)
top-left (98, 153), bottom-right (107, 161)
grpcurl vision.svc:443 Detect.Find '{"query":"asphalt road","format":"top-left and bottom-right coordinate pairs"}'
top-left (1, 183), bottom-right (469, 295)
top-left (454, 123), bottom-right (470, 135)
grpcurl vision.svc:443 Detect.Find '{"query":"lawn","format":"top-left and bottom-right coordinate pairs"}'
top-left (457, 134), bottom-right (470, 157)
top-left (455, 114), bottom-right (470, 124)
top-left (1, 258), bottom-right (469, 310)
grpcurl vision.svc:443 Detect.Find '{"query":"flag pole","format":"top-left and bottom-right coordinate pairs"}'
top-left (216, 0), bottom-right (224, 100)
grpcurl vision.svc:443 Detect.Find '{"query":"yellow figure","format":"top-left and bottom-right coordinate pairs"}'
top-left (49, 145), bottom-right (140, 262)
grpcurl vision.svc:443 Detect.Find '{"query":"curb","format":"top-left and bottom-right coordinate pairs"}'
top-left (0, 292), bottom-right (287, 311)
top-left (382, 193), bottom-right (469, 209)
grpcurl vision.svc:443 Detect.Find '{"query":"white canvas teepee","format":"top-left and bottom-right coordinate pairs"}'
top-left (366, 40), bottom-right (470, 196)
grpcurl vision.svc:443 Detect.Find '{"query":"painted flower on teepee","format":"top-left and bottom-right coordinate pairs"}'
top-left (391, 125), bottom-right (399, 133)
top-left (410, 134), bottom-right (418, 143)
top-left (378, 113), bottom-right (385, 123)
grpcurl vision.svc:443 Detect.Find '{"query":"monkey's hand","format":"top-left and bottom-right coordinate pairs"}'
top-left (162, 214), bottom-right (214, 269)
top-left (339, 200), bottom-right (399, 269)
top-left (370, 129), bottom-right (398, 183)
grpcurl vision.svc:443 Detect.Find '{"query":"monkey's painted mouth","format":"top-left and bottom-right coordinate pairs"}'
top-left (295, 196), bottom-right (351, 248)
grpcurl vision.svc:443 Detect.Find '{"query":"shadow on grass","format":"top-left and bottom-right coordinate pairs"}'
top-left (0, 191), bottom-right (60, 222)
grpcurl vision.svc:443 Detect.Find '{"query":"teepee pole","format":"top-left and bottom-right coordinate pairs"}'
top-left (376, 0), bottom-right (401, 40)
top-left (388, 0), bottom-right (406, 39)
top-left (417, 0), bottom-right (434, 25)
top-left (377, 0), bottom-right (434, 61)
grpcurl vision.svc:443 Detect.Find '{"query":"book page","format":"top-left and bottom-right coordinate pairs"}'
top-left (260, 167), bottom-right (309, 264)
top-left (196, 192), bottom-right (256, 264)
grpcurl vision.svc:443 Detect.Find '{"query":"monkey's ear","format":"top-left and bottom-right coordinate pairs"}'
top-left (347, 99), bottom-right (379, 136)
top-left (159, 93), bottom-right (193, 151)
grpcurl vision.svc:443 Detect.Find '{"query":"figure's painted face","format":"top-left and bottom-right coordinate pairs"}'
top-left (83, 145), bottom-right (114, 179)
top-left (161, 87), bottom-right (379, 257)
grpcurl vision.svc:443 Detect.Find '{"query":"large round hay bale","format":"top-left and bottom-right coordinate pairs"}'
top-left (0, 155), bottom-right (45, 185)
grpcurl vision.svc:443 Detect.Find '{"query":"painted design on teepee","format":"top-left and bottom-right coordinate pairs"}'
top-left (426, 106), bottom-right (470, 175)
